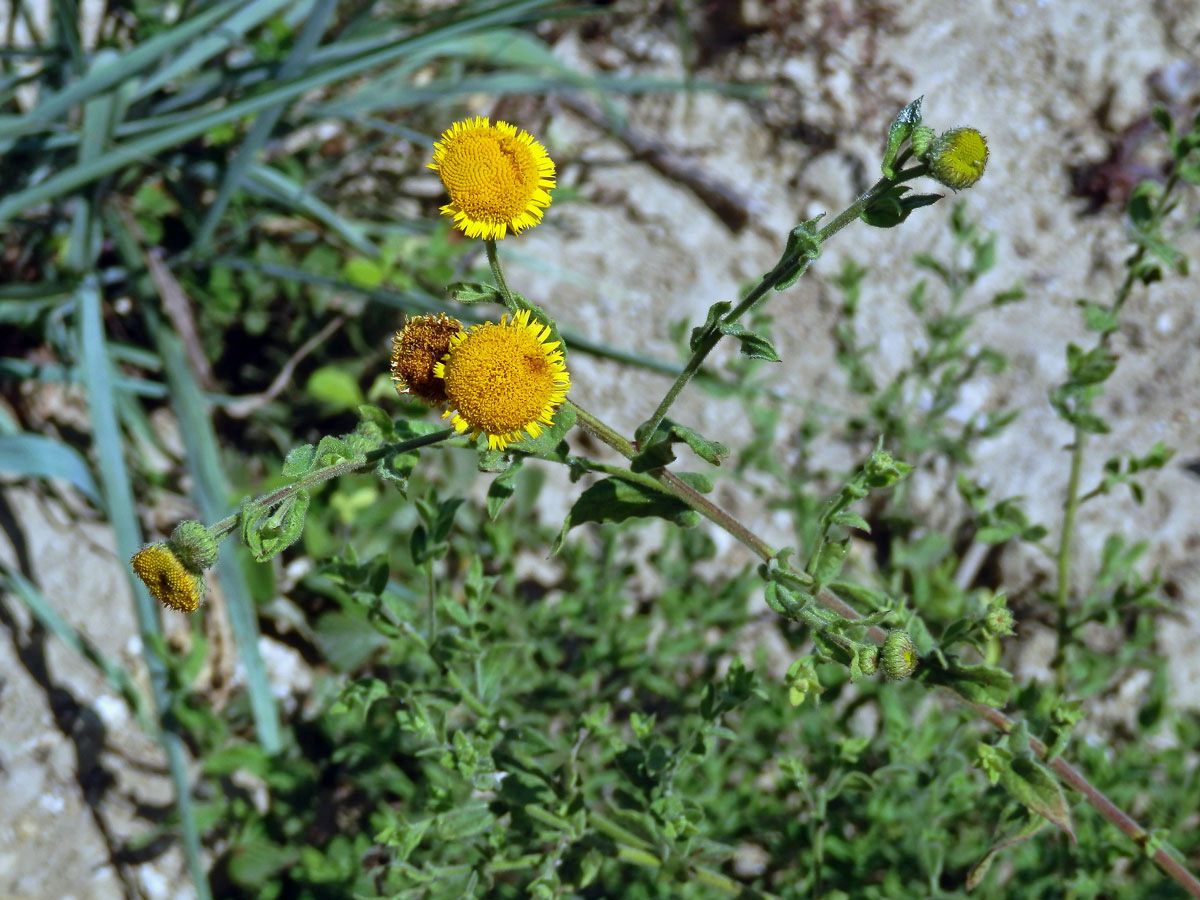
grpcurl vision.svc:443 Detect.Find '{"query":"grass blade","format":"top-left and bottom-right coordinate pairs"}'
top-left (0, 0), bottom-right (554, 222)
top-left (193, 0), bottom-right (339, 251)
top-left (4, 0), bottom-right (241, 132)
top-left (245, 162), bottom-right (377, 257)
top-left (76, 275), bottom-right (213, 900)
top-left (0, 432), bottom-right (101, 502)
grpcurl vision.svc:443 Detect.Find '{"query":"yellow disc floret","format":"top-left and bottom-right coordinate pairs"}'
top-left (433, 308), bottom-right (571, 451)
top-left (391, 313), bottom-right (465, 406)
top-left (428, 117), bottom-right (556, 240)
top-left (131, 543), bottom-right (205, 613)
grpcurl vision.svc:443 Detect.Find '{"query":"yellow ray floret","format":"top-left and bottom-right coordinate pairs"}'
top-left (427, 117), bottom-right (556, 240)
top-left (433, 308), bottom-right (571, 451)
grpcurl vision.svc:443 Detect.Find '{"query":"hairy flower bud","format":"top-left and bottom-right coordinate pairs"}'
top-left (984, 601), bottom-right (1016, 638)
top-left (909, 125), bottom-right (936, 159)
top-left (168, 520), bottom-right (218, 572)
top-left (882, 630), bottom-right (919, 680)
top-left (926, 127), bottom-right (988, 190)
top-left (857, 644), bottom-right (879, 677)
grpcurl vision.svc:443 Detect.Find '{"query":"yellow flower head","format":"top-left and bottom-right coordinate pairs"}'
top-left (391, 313), bottom-right (465, 405)
top-left (428, 117), bottom-right (556, 240)
top-left (131, 543), bottom-right (205, 613)
top-left (433, 308), bottom-right (570, 451)
top-left (926, 127), bottom-right (988, 190)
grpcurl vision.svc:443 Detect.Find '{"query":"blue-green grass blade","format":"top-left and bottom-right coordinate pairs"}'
top-left (147, 311), bottom-right (282, 754)
top-left (132, 0), bottom-right (298, 101)
top-left (2, 568), bottom-right (150, 729)
top-left (51, 0), bottom-right (86, 75)
top-left (245, 162), bottom-right (377, 258)
top-left (0, 432), bottom-right (101, 502)
top-left (0, 0), bottom-right (554, 221)
top-left (193, 0), bottom-right (339, 251)
top-left (76, 276), bottom-right (213, 900)
top-left (4, 0), bottom-right (241, 133)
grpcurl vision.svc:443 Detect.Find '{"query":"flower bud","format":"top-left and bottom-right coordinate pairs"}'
top-left (168, 520), bottom-right (218, 572)
top-left (926, 127), bottom-right (988, 190)
top-left (857, 644), bottom-right (879, 677)
top-left (983, 600), bottom-right (1016, 638)
top-left (882, 630), bottom-right (919, 680)
top-left (909, 125), bottom-right (936, 159)
top-left (131, 543), bottom-right (205, 613)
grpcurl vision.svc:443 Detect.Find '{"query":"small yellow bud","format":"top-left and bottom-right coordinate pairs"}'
top-left (168, 520), bottom-right (218, 572)
top-left (131, 543), bottom-right (205, 613)
top-left (926, 127), bottom-right (988, 190)
top-left (390, 313), bottom-right (465, 406)
top-left (881, 630), bottom-right (919, 680)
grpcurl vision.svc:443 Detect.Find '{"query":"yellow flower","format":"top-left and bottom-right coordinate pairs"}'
top-left (131, 543), bottom-right (205, 613)
top-left (428, 117), bottom-right (555, 240)
top-left (433, 308), bottom-right (570, 451)
top-left (926, 127), bottom-right (988, 190)
top-left (391, 313), bottom-right (465, 406)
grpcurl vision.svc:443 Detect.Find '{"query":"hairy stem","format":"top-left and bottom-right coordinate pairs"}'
top-left (638, 166), bottom-right (925, 442)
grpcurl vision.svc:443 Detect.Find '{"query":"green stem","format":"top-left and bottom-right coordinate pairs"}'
top-left (638, 168), bottom-right (922, 443)
top-left (486, 238), bottom-right (517, 311)
top-left (206, 428), bottom-right (456, 543)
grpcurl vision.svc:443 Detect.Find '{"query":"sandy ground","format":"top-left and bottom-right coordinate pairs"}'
top-left (3, 1), bottom-right (1200, 897)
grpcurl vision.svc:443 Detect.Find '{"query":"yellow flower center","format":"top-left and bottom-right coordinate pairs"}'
top-left (428, 118), bottom-right (555, 240)
top-left (441, 131), bottom-right (540, 222)
top-left (131, 543), bottom-right (204, 613)
top-left (434, 309), bottom-right (570, 450)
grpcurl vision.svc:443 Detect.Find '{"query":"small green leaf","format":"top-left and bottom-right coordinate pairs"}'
top-left (808, 538), bottom-right (849, 588)
top-left (689, 300), bottom-right (732, 352)
top-left (967, 817), bottom-right (1048, 890)
top-left (513, 403), bottom-right (576, 460)
top-left (881, 96), bottom-right (924, 178)
top-left (447, 281), bottom-right (503, 304)
top-left (921, 657), bottom-right (1012, 707)
top-left (306, 365), bottom-right (365, 412)
top-left (486, 462), bottom-right (522, 520)
top-left (717, 321), bottom-right (781, 361)
top-left (1005, 757), bottom-right (1075, 840)
top-left (830, 510), bottom-right (870, 532)
top-left (343, 256), bottom-right (385, 289)
top-left (771, 218), bottom-right (823, 291)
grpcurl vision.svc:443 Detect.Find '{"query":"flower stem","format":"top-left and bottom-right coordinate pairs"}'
top-left (638, 168), bottom-right (922, 443)
top-left (206, 427), bottom-right (456, 544)
top-left (485, 239), bottom-right (517, 312)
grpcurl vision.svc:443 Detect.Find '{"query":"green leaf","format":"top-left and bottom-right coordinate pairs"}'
top-left (861, 185), bottom-right (941, 228)
top-left (631, 419), bottom-right (729, 472)
top-left (1065, 343), bottom-right (1117, 385)
top-left (448, 281), bottom-right (504, 304)
top-left (241, 491), bottom-right (310, 563)
top-left (920, 657), bottom-right (1012, 707)
top-left (343, 256), bottom-right (385, 289)
top-left (771, 218), bottom-right (823, 291)
top-left (306, 365), bottom-right (365, 411)
top-left (486, 461), bottom-right (522, 520)
top-left (967, 817), bottom-right (1048, 890)
top-left (689, 300), bottom-right (732, 352)
top-left (281, 443), bottom-right (318, 478)
top-left (717, 320), bottom-right (781, 361)
top-left (881, 96), bottom-right (924, 178)
top-left (1077, 300), bottom-right (1119, 334)
top-left (830, 510), bottom-right (870, 532)
top-left (559, 477), bottom-right (700, 546)
top-left (808, 538), bottom-right (849, 588)
top-left (1004, 757), bottom-right (1075, 840)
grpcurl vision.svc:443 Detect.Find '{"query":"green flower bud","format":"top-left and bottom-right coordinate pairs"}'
top-left (984, 602), bottom-right (1016, 638)
top-left (882, 630), bottom-right (919, 680)
top-left (168, 520), bottom-right (219, 572)
top-left (927, 127), bottom-right (988, 190)
top-left (857, 644), bottom-right (879, 677)
top-left (909, 125), bottom-right (936, 159)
